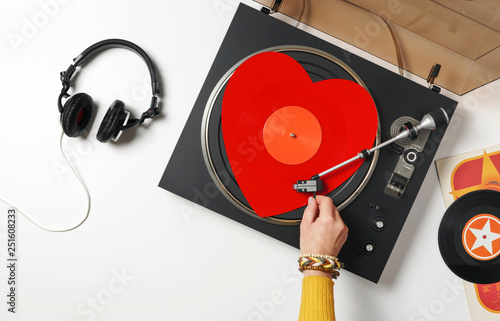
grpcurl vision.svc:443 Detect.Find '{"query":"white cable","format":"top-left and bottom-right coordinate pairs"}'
top-left (0, 131), bottom-right (91, 232)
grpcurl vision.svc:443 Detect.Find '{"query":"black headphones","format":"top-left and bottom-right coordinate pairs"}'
top-left (58, 39), bottom-right (160, 143)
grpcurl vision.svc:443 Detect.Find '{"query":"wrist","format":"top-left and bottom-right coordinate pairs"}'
top-left (302, 270), bottom-right (332, 279)
top-left (300, 249), bottom-right (339, 257)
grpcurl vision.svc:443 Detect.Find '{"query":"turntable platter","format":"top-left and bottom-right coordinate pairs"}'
top-left (201, 46), bottom-right (380, 224)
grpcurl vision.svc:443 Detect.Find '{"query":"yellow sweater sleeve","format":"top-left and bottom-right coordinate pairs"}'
top-left (298, 276), bottom-right (335, 321)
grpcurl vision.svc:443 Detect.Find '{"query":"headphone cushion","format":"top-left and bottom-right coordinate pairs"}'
top-left (61, 93), bottom-right (94, 137)
top-left (97, 100), bottom-right (126, 143)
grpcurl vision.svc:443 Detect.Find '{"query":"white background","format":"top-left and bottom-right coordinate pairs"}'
top-left (1, 1), bottom-right (499, 320)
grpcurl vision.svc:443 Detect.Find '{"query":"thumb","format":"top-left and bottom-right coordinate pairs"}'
top-left (301, 197), bottom-right (318, 225)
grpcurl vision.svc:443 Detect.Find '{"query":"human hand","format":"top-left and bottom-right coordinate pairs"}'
top-left (300, 196), bottom-right (348, 257)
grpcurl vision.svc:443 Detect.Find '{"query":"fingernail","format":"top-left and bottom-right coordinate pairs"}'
top-left (308, 196), bottom-right (314, 205)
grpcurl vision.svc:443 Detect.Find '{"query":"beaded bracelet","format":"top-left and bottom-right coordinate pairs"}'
top-left (299, 265), bottom-right (341, 279)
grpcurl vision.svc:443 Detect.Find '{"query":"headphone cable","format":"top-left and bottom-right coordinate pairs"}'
top-left (0, 131), bottom-right (91, 232)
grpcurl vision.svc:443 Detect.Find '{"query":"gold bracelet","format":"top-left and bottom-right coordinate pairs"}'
top-left (299, 265), bottom-right (340, 279)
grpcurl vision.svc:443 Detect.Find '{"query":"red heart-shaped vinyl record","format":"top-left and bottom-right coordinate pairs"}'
top-left (222, 52), bottom-right (378, 217)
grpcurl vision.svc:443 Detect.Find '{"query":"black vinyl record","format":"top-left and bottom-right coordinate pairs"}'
top-left (438, 190), bottom-right (500, 284)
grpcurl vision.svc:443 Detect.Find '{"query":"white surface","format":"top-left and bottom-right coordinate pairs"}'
top-left (0, 1), bottom-right (498, 320)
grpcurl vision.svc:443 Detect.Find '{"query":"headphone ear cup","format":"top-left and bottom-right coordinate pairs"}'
top-left (96, 100), bottom-right (127, 143)
top-left (61, 93), bottom-right (94, 137)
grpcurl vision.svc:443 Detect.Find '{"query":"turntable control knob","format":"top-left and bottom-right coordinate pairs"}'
top-left (359, 241), bottom-right (376, 257)
top-left (372, 217), bottom-right (386, 231)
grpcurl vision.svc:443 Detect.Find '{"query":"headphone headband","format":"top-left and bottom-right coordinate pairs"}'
top-left (59, 39), bottom-right (160, 126)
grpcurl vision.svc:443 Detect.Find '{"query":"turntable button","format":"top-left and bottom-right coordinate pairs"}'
top-left (404, 149), bottom-right (419, 164)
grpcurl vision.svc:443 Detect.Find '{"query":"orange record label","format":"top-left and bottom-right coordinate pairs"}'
top-left (474, 282), bottom-right (500, 313)
top-left (462, 214), bottom-right (500, 261)
top-left (263, 106), bottom-right (322, 165)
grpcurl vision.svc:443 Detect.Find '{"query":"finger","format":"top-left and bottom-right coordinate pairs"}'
top-left (301, 196), bottom-right (318, 225)
top-left (316, 196), bottom-right (335, 220)
top-left (330, 201), bottom-right (341, 221)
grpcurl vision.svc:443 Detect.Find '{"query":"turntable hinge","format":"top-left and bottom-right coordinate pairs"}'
top-left (427, 64), bottom-right (442, 93)
top-left (260, 0), bottom-right (283, 15)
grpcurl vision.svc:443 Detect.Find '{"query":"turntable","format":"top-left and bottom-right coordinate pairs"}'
top-left (159, 2), bottom-right (459, 282)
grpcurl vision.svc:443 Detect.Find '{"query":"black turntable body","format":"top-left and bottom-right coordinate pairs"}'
top-left (159, 4), bottom-right (458, 283)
